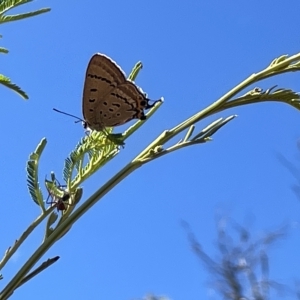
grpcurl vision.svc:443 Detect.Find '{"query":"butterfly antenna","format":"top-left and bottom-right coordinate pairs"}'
top-left (53, 108), bottom-right (84, 124)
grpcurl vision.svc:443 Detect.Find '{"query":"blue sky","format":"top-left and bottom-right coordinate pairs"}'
top-left (1, 1), bottom-right (300, 299)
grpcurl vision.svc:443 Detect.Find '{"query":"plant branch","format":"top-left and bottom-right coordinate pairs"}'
top-left (0, 207), bottom-right (54, 271)
top-left (3, 52), bottom-right (300, 298)
top-left (134, 53), bottom-right (300, 161)
top-left (0, 161), bottom-right (141, 299)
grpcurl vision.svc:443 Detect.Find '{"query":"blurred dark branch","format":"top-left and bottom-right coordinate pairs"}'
top-left (181, 218), bottom-right (294, 300)
top-left (277, 152), bottom-right (300, 201)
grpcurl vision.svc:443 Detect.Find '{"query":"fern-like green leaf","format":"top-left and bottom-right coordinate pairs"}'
top-left (191, 116), bottom-right (236, 141)
top-left (269, 55), bottom-right (288, 67)
top-left (0, 8), bottom-right (50, 24)
top-left (0, 74), bottom-right (28, 99)
top-left (0, 1), bottom-right (50, 100)
top-left (26, 138), bottom-right (47, 210)
top-left (128, 61), bottom-right (142, 81)
top-left (33, 137), bottom-right (47, 155)
top-left (44, 179), bottom-right (65, 200)
top-left (267, 54), bottom-right (300, 73)
top-left (0, 47), bottom-right (8, 53)
top-left (63, 130), bottom-right (119, 189)
top-left (222, 87), bottom-right (300, 112)
top-left (0, 0), bottom-right (33, 15)
top-left (247, 86), bottom-right (300, 104)
top-left (0, 74), bottom-right (9, 82)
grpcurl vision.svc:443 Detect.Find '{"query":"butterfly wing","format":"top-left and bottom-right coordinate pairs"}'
top-left (82, 53), bottom-right (160, 131)
top-left (93, 81), bottom-right (149, 127)
top-left (82, 53), bottom-right (126, 130)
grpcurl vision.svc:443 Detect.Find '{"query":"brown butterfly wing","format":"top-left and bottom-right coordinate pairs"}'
top-left (93, 81), bottom-right (149, 127)
top-left (82, 53), bottom-right (127, 130)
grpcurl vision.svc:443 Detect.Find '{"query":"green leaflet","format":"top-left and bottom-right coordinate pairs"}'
top-left (0, 74), bottom-right (28, 99)
top-left (0, 9), bottom-right (50, 24)
top-left (0, 0), bottom-right (50, 99)
top-left (63, 130), bottom-right (119, 189)
top-left (26, 138), bottom-right (47, 211)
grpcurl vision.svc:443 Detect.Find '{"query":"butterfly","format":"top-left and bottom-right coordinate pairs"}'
top-left (82, 53), bottom-right (160, 131)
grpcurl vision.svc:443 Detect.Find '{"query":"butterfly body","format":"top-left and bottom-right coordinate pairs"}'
top-left (82, 53), bottom-right (159, 131)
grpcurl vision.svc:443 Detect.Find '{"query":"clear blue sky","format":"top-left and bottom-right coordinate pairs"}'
top-left (1, 1), bottom-right (300, 299)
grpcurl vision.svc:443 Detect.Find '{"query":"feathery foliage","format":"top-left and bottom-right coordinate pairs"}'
top-left (3, 48), bottom-right (300, 299)
top-left (0, 0), bottom-right (50, 99)
top-left (26, 138), bottom-right (46, 211)
top-left (0, 74), bottom-right (28, 99)
top-left (63, 130), bottom-right (120, 189)
top-left (0, 0), bottom-right (50, 24)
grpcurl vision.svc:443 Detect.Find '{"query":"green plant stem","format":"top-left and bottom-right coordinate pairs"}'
top-left (0, 207), bottom-right (54, 271)
top-left (3, 52), bottom-right (300, 298)
top-left (0, 160), bottom-right (142, 299)
top-left (138, 139), bottom-right (209, 164)
top-left (134, 53), bottom-right (300, 162)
